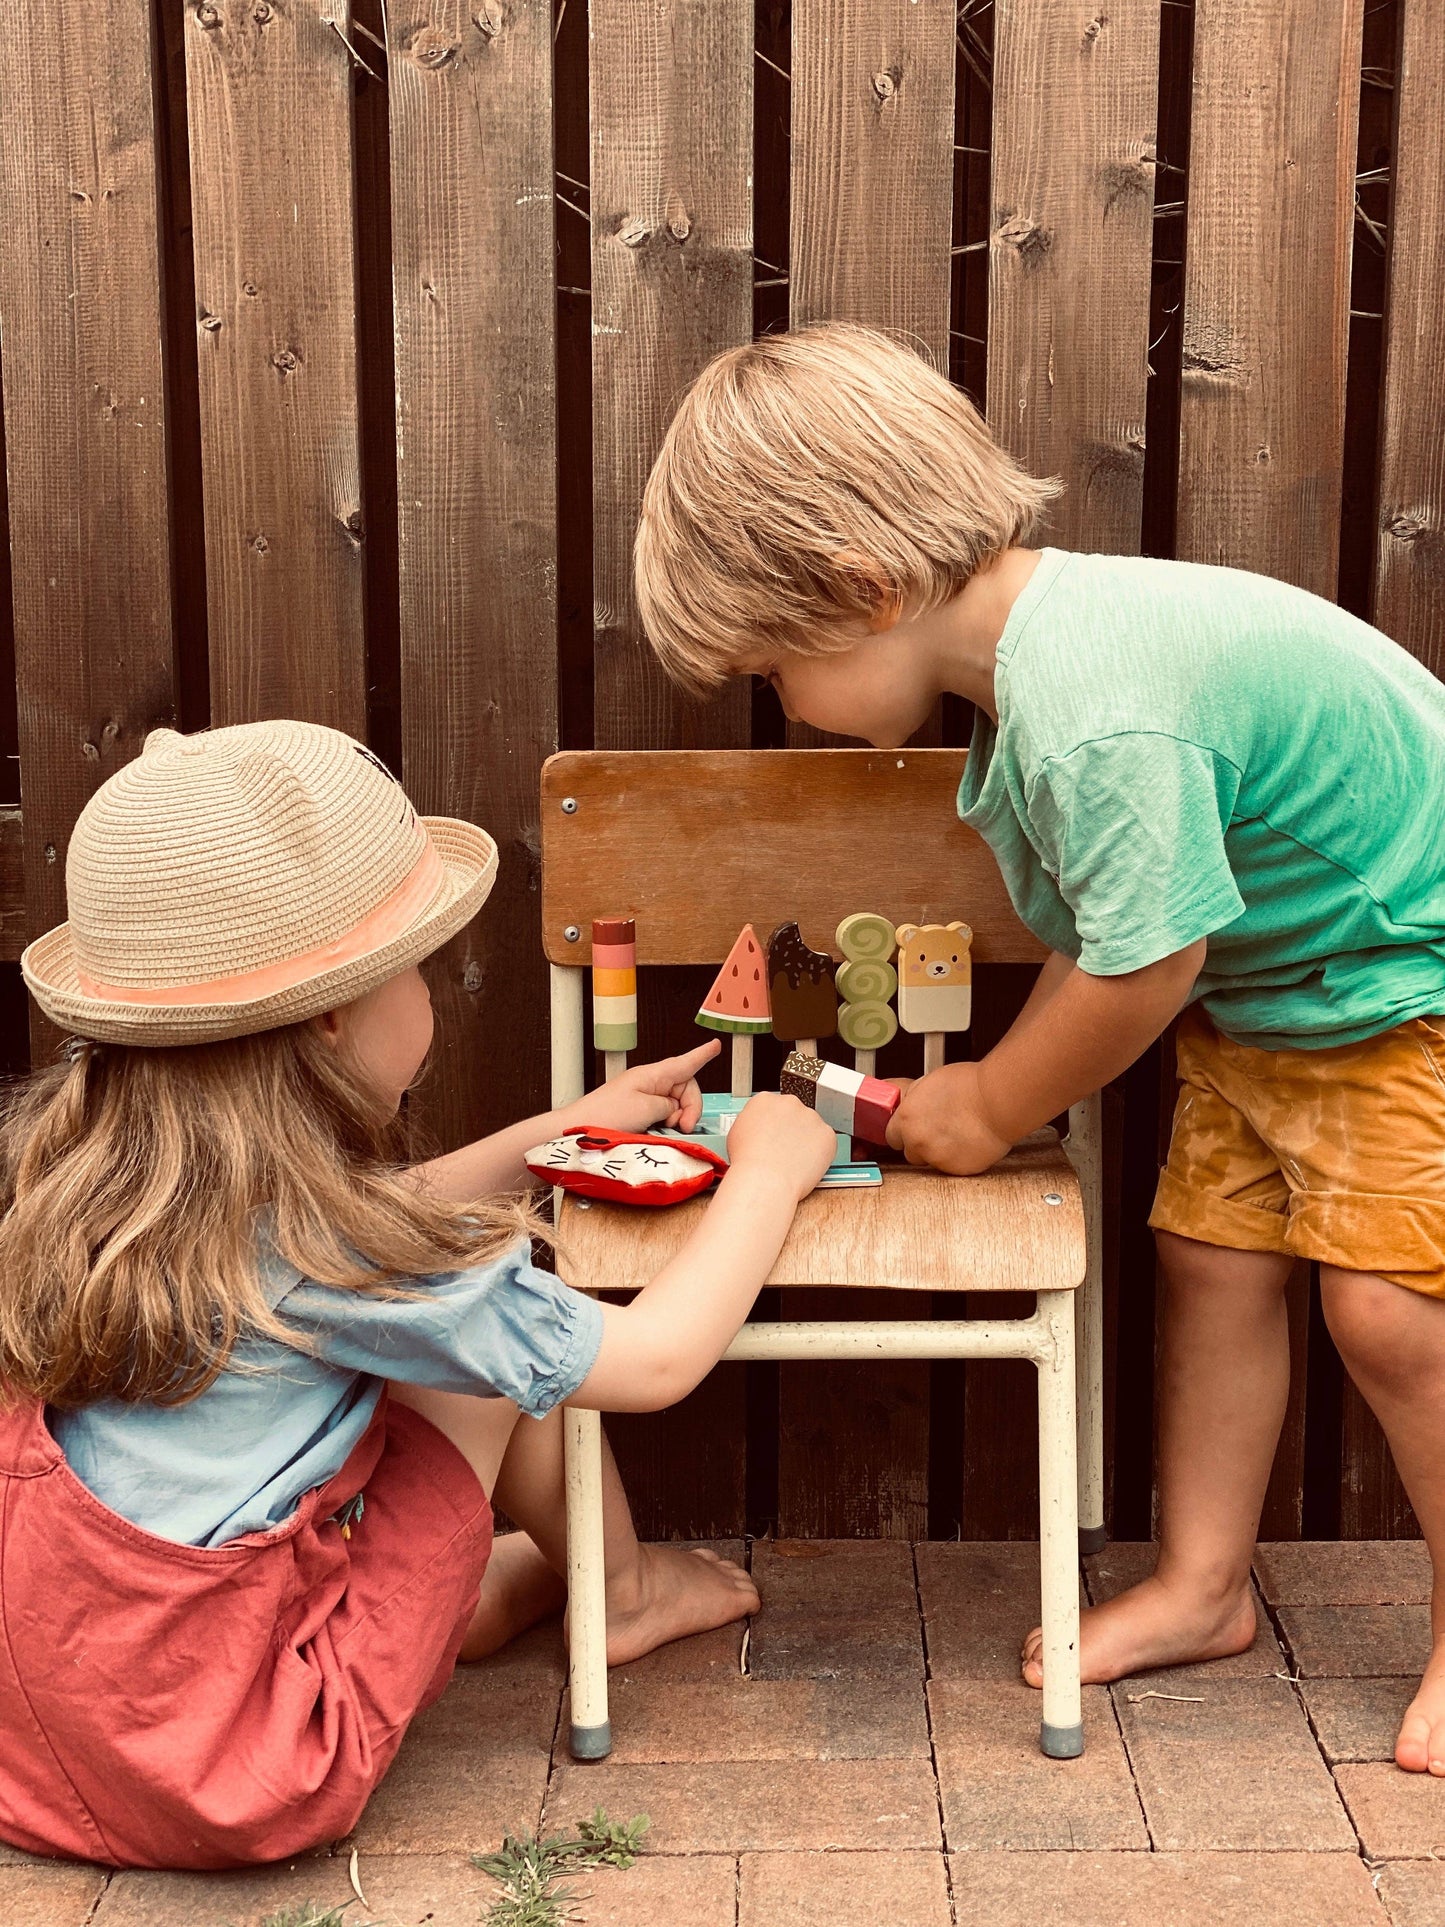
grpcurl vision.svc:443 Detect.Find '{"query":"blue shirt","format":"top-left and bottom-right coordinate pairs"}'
top-left (50, 1243), bottom-right (604, 1548)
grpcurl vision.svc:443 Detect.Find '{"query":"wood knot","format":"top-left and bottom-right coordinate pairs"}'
top-left (198, 311), bottom-right (222, 332)
top-left (242, 280), bottom-right (259, 297)
top-left (409, 26), bottom-right (459, 67)
top-left (250, 532), bottom-right (270, 554)
top-left (81, 741), bottom-right (100, 762)
top-left (1386, 511), bottom-right (1428, 543)
top-left (1082, 13), bottom-right (1106, 46)
top-left (463, 961), bottom-right (484, 993)
top-left (618, 219), bottom-right (649, 249)
top-left (995, 213), bottom-right (1054, 264)
top-left (195, 2), bottom-right (220, 26)
top-left (872, 68), bottom-right (899, 103)
top-left (252, 1), bottom-right (271, 20)
top-left (665, 195), bottom-right (691, 242)
top-left (271, 347), bottom-right (298, 374)
top-left (473, 2), bottom-right (503, 36)
top-left (340, 509), bottom-right (364, 546)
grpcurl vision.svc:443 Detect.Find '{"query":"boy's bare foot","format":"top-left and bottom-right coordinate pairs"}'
top-left (604, 1544), bottom-right (759, 1666)
top-left (1020, 1572), bottom-right (1257, 1688)
top-left (461, 1531), bottom-right (567, 1661)
top-left (1394, 1638), bottom-right (1445, 1774)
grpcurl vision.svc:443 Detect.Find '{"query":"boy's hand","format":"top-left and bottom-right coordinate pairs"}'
top-left (581, 1039), bottom-right (722, 1134)
top-left (886, 1062), bottom-right (1013, 1176)
top-left (726, 1091), bottom-right (837, 1200)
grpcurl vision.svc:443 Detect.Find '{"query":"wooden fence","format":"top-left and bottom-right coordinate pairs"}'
top-left (0, 0), bottom-right (1440, 1543)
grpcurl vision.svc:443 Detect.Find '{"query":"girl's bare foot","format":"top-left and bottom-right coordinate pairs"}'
top-left (1395, 1638), bottom-right (1445, 1773)
top-left (604, 1544), bottom-right (759, 1666)
top-left (461, 1531), bottom-right (567, 1661)
top-left (1020, 1572), bottom-right (1257, 1688)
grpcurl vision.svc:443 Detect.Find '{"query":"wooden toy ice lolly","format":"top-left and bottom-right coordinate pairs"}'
top-left (895, 921), bottom-right (972, 1073)
top-left (697, 922), bottom-right (771, 1097)
top-left (781, 1049), bottom-right (900, 1147)
top-left (592, 916), bottom-right (637, 1078)
top-left (835, 912), bottom-right (898, 1077)
top-left (768, 920), bottom-right (837, 1057)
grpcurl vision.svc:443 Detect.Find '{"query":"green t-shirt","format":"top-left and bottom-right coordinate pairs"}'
top-left (958, 549), bottom-right (1445, 1048)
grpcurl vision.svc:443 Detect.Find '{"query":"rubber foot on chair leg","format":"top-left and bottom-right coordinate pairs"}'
top-left (570, 1721), bottom-right (612, 1762)
top-left (1078, 1523), bottom-right (1108, 1558)
top-left (1040, 1721), bottom-right (1085, 1760)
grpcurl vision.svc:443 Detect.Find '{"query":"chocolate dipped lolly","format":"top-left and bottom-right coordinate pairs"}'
top-left (768, 920), bottom-right (837, 1054)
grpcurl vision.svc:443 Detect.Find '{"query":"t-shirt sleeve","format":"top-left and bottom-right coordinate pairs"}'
top-left (1024, 733), bottom-right (1246, 975)
top-left (278, 1241), bottom-right (604, 1419)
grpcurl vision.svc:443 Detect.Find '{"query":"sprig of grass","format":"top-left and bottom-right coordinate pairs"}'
top-left (472, 1808), bottom-right (650, 1926)
top-left (253, 1905), bottom-right (361, 1927)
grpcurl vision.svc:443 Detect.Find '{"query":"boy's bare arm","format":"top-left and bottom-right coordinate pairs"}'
top-left (889, 939), bottom-right (1206, 1175)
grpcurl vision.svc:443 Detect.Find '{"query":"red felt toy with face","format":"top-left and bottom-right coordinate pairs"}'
top-left (524, 1128), bottom-right (728, 1206)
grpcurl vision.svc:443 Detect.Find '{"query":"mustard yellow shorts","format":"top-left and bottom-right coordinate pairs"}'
top-left (1149, 1007), bottom-right (1445, 1298)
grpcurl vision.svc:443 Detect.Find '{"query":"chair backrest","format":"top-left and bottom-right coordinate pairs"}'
top-left (540, 748), bottom-right (1045, 966)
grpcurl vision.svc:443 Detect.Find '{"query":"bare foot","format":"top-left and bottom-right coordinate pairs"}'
top-left (1395, 1638), bottom-right (1445, 1773)
top-left (603, 1544), bottom-right (759, 1666)
top-left (1020, 1572), bottom-right (1257, 1689)
top-left (460, 1531), bottom-right (567, 1662)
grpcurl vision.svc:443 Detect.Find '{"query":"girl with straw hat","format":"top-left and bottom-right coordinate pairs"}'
top-left (0, 720), bottom-right (833, 1869)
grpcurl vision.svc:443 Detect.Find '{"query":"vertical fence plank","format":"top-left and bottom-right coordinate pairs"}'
top-left (1176, 0), bottom-right (1364, 593)
top-left (185, 0), bottom-right (366, 734)
top-left (0, 0), bottom-right (175, 1041)
top-left (1373, 0), bottom-right (1445, 674)
top-left (779, 0), bottom-right (955, 1539)
top-left (970, 1), bottom-right (1160, 1538)
top-left (590, 0), bottom-right (753, 1534)
top-left (790, 0), bottom-right (956, 360)
top-left (590, 0), bottom-right (753, 750)
top-left (386, 1), bottom-right (556, 1149)
top-left (988, 0), bottom-right (1159, 551)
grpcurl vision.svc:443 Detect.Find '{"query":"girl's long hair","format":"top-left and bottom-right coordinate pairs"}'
top-left (0, 1024), bottom-right (546, 1408)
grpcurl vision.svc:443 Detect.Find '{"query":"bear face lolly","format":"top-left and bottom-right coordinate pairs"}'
top-left (895, 921), bottom-right (973, 1034)
top-left (767, 921), bottom-right (838, 1044)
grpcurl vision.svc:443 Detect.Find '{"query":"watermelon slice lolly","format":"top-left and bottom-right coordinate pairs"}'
top-left (696, 924), bottom-right (772, 1035)
top-left (696, 922), bottom-right (772, 1101)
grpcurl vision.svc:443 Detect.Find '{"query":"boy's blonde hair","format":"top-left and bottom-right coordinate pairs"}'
top-left (0, 1025), bottom-right (545, 1408)
top-left (636, 323), bottom-right (1060, 696)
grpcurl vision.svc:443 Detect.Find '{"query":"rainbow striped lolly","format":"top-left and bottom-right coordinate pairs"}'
top-left (592, 916), bottom-right (638, 1052)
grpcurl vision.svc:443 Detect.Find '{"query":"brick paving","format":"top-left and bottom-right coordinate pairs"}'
top-left (13, 1540), bottom-right (1445, 1925)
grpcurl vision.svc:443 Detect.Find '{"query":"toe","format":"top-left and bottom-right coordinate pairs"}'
top-left (1396, 1709), bottom-right (1432, 1773)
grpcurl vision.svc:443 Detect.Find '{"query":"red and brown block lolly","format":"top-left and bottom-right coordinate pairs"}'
top-left (768, 921), bottom-right (837, 1044)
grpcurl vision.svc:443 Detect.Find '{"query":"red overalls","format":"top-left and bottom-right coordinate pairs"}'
top-left (0, 1391), bottom-right (492, 1868)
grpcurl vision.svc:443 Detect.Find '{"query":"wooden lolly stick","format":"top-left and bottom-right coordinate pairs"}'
top-left (797, 1036), bottom-right (818, 1058)
top-left (855, 1047), bottom-right (876, 1077)
top-left (604, 1050), bottom-right (628, 1082)
top-left (731, 1032), bottom-right (754, 1098)
top-left (923, 1033), bottom-right (946, 1075)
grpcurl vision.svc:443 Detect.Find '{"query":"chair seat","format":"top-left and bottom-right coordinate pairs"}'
top-left (555, 1129), bottom-right (1086, 1295)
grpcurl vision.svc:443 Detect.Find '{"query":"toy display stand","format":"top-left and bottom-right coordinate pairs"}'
top-left (656, 1092), bottom-right (882, 1189)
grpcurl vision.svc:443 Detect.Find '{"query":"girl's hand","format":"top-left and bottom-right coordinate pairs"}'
top-left (725, 1091), bottom-right (837, 1201)
top-left (580, 1038), bottom-right (722, 1134)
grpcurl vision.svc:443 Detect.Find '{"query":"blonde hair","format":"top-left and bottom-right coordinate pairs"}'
top-left (636, 324), bottom-right (1061, 696)
top-left (0, 1024), bottom-right (545, 1409)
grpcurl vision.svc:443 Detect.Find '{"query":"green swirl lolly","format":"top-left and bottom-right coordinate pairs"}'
top-left (836, 957), bottom-right (898, 1003)
top-left (838, 999), bottom-right (898, 1050)
top-left (836, 911), bottom-right (897, 964)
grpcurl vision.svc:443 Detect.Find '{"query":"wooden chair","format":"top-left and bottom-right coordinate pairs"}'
top-left (541, 748), bottom-right (1105, 1764)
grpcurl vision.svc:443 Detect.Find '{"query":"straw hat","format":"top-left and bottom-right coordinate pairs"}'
top-left (21, 720), bottom-right (499, 1046)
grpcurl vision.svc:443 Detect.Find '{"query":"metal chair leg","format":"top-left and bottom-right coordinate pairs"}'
top-left (1067, 1096), bottom-right (1107, 1558)
top-left (1036, 1288), bottom-right (1084, 1759)
top-left (564, 1405), bottom-right (611, 1760)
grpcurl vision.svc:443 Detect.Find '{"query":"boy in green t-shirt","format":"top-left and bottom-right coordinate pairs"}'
top-left (635, 323), bottom-right (1445, 1778)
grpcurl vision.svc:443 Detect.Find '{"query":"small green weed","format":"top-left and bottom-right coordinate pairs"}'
top-left (253, 1905), bottom-right (359, 1927)
top-left (472, 1807), bottom-right (650, 1926)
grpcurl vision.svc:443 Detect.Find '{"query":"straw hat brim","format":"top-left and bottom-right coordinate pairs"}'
top-left (21, 816), bottom-right (499, 1047)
